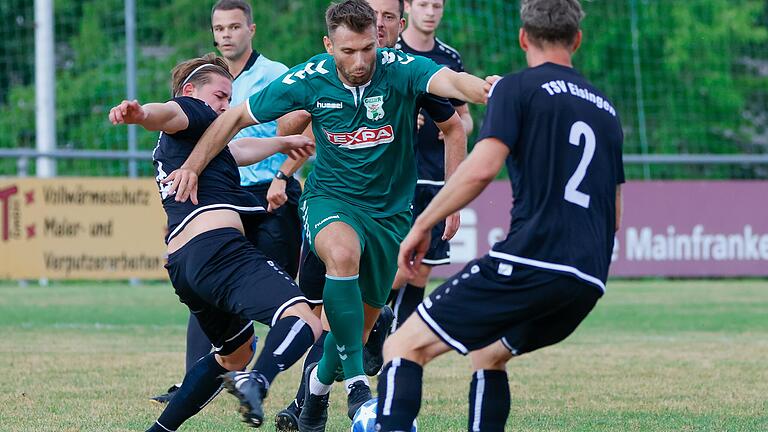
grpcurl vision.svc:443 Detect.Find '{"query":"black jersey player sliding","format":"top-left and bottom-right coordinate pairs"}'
top-left (109, 53), bottom-right (322, 431)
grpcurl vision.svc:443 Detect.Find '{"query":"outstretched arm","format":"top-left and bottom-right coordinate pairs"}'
top-left (277, 110), bottom-right (312, 136)
top-left (228, 135), bottom-right (315, 167)
top-left (399, 137), bottom-right (508, 276)
top-left (108, 99), bottom-right (188, 134)
top-left (427, 69), bottom-right (500, 105)
top-left (161, 103), bottom-right (256, 204)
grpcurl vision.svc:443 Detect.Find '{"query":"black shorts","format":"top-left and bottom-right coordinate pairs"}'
top-left (297, 241), bottom-right (326, 305)
top-left (165, 228), bottom-right (308, 355)
top-left (417, 256), bottom-right (602, 355)
top-left (241, 178), bottom-right (303, 278)
top-left (412, 183), bottom-right (450, 265)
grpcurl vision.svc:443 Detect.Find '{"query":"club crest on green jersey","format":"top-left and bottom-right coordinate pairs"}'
top-left (363, 96), bottom-right (385, 121)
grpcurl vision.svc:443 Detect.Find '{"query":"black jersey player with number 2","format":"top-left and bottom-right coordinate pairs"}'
top-left (376, 1), bottom-right (625, 431)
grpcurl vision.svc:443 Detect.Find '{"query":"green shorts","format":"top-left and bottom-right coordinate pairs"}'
top-left (299, 195), bottom-right (411, 308)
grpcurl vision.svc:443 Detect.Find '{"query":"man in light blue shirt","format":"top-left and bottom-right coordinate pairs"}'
top-left (150, 0), bottom-right (304, 405)
top-left (212, 0), bottom-right (303, 280)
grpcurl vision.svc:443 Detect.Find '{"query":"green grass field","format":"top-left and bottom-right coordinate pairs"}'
top-left (0, 280), bottom-right (766, 432)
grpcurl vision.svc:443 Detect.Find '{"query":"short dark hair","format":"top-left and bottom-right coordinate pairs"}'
top-left (520, 0), bottom-right (584, 47)
top-left (405, 0), bottom-right (445, 9)
top-left (211, 0), bottom-right (253, 25)
top-left (171, 53), bottom-right (233, 97)
top-left (326, 0), bottom-right (377, 35)
top-left (378, 0), bottom-right (405, 19)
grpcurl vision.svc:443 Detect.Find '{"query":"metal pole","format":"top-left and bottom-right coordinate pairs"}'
top-left (125, 0), bottom-right (138, 178)
top-left (630, 0), bottom-right (651, 180)
top-left (34, 0), bottom-right (56, 178)
top-left (126, 0), bottom-right (141, 287)
top-left (17, 157), bottom-right (29, 177)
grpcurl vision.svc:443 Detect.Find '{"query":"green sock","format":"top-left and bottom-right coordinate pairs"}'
top-left (316, 331), bottom-right (342, 385)
top-left (317, 275), bottom-right (365, 383)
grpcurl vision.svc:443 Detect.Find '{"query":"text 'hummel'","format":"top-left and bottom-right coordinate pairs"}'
top-left (317, 101), bottom-right (343, 109)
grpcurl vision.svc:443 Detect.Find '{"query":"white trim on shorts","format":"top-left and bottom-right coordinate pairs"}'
top-left (500, 337), bottom-right (520, 356)
top-left (167, 203), bottom-right (265, 242)
top-left (416, 303), bottom-right (469, 354)
top-left (271, 296), bottom-right (310, 327)
top-left (488, 250), bottom-right (606, 293)
top-left (212, 321), bottom-right (254, 353)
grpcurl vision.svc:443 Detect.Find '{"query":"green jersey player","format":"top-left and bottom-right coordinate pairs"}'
top-left (163, 0), bottom-right (495, 427)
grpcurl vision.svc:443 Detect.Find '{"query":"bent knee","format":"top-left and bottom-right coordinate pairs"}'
top-left (470, 342), bottom-right (513, 371)
top-left (280, 303), bottom-right (323, 340)
top-left (322, 247), bottom-right (360, 275)
top-left (383, 331), bottom-right (435, 366)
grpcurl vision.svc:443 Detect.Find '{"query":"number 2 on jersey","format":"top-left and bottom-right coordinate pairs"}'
top-left (564, 121), bottom-right (595, 208)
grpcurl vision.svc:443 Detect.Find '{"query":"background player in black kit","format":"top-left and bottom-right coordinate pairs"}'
top-left (389, 0), bottom-right (473, 331)
top-left (376, 0), bottom-right (625, 430)
top-left (109, 54), bottom-right (322, 431)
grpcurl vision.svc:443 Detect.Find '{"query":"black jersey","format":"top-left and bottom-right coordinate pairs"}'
top-left (152, 97), bottom-right (264, 244)
top-left (396, 37), bottom-right (465, 183)
top-left (479, 63), bottom-right (624, 292)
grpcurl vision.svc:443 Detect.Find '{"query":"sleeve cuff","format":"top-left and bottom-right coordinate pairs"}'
top-left (425, 66), bottom-right (449, 94)
top-left (245, 101), bottom-right (260, 124)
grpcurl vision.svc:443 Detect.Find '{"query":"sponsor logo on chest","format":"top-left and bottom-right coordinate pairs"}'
top-left (363, 96), bottom-right (385, 121)
top-left (324, 125), bottom-right (394, 149)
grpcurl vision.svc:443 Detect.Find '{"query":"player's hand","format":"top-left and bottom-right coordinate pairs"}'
top-left (108, 100), bottom-right (146, 125)
top-left (442, 211), bottom-right (461, 241)
top-left (267, 178), bottom-right (288, 212)
top-left (483, 75), bottom-right (502, 103)
top-left (279, 135), bottom-right (315, 160)
top-left (417, 113), bottom-right (425, 131)
top-left (398, 226), bottom-right (431, 278)
top-left (161, 167), bottom-right (199, 205)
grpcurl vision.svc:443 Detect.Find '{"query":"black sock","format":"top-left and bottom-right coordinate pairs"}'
top-left (376, 357), bottom-right (422, 432)
top-left (467, 370), bottom-right (510, 432)
top-left (149, 353), bottom-right (227, 432)
top-left (185, 314), bottom-right (213, 372)
top-left (392, 284), bottom-right (425, 330)
top-left (253, 316), bottom-right (315, 385)
top-left (386, 289), bottom-right (398, 305)
top-left (293, 330), bottom-right (327, 409)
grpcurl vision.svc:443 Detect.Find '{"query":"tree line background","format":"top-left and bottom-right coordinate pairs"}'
top-left (0, 0), bottom-right (766, 179)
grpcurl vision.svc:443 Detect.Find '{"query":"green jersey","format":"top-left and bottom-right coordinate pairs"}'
top-left (247, 48), bottom-right (445, 217)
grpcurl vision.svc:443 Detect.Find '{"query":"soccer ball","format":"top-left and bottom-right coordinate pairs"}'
top-left (351, 398), bottom-right (417, 432)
